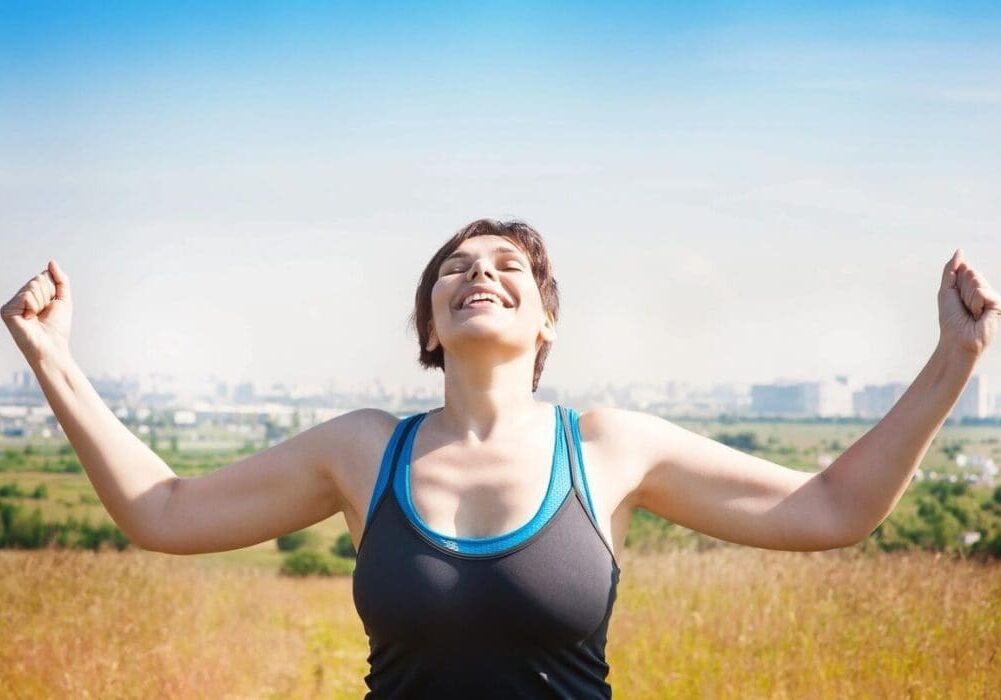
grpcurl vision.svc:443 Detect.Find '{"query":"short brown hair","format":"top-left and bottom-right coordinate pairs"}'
top-left (409, 218), bottom-right (560, 393)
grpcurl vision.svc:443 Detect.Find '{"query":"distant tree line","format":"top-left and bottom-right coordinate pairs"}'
top-left (0, 500), bottom-right (130, 551)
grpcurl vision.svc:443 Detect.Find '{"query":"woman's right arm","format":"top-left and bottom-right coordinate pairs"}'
top-left (2, 260), bottom-right (371, 555)
top-left (28, 347), bottom-right (378, 554)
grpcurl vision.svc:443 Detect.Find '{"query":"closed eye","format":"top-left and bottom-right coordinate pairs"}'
top-left (441, 264), bottom-right (523, 275)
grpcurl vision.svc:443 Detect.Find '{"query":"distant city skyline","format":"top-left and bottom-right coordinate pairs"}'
top-left (3, 3), bottom-right (1000, 393)
top-left (5, 367), bottom-right (998, 424)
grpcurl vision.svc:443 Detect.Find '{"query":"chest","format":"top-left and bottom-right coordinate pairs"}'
top-left (342, 424), bottom-right (635, 566)
top-left (408, 442), bottom-right (557, 537)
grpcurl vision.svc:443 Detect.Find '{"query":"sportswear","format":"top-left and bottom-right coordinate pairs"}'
top-left (352, 404), bottom-right (621, 698)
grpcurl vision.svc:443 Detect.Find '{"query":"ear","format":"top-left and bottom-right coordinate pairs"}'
top-left (538, 312), bottom-right (557, 344)
top-left (426, 323), bottom-right (440, 352)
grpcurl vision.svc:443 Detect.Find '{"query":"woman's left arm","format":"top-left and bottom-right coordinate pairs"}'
top-left (823, 248), bottom-right (1001, 543)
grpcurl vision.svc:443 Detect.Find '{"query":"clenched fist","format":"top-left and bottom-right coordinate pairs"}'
top-left (2, 260), bottom-right (73, 364)
top-left (938, 249), bottom-right (1001, 358)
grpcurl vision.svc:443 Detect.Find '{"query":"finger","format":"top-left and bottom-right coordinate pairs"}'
top-left (26, 281), bottom-right (45, 314)
top-left (35, 272), bottom-right (56, 301)
top-left (941, 249), bottom-right (962, 290)
top-left (970, 288), bottom-right (985, 319)
top-left (0, 296), bottom-right (20, 321)
top-left (973, 279), bottom-right (1001, 320)
top-left (47, 259), bottom-right (71, 302)
top-left (961, 269), bottom-right (977, 311)
top-left (21, 290), bottom-right (40, 320)
top-left (982, 284), bottom-right (1001, 311)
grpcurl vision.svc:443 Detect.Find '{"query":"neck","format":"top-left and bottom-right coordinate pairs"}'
top-left (434, 349), bottom-right (547, 441)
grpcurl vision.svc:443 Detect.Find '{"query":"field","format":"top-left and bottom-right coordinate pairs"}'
top-left (2, 420), bottom-right (1000, 697)
top-left (1, 546), bottom-right (998, 699)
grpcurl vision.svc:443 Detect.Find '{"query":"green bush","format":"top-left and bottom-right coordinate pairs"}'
top-left (31, 483), bottom-right (48, 499)
top-left (0, 501), bottom-right (129, 551)
top-left (5, 507), bottom-right (50, 548)
top-left (0, 482), bottom-right (24, 498)
top-left (328, 556), bottom-right (355, 575)
top-left (280, 550), bottom-right (355, 577)
top-left (714, 431), bottom-right (761, 452)
top-left (276, 529), bottom-right (316, 552)
top-left (332, 531), bottom-right (357, 558)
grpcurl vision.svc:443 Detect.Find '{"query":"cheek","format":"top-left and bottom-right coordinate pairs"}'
top-left (429, 282), bottom-right (451, 317)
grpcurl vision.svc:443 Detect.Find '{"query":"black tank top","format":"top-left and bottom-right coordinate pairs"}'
top-left (352, 404), bottom-right (622, 698)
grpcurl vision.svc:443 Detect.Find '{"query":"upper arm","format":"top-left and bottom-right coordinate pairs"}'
top-left (592, 407), bottom-right (854, 551)
top-left (146, 408), bottom-right (390, 555)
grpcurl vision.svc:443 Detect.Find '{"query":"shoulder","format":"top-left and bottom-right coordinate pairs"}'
top-left (310, 408), bottom-right (405, 516)
top-left (575, 405), bottom-right (672, 503)
top-left (314, 408), bottom-right (402, 478)
top-left (576, 405), bottom-right (667, 446)
top-left (320, 407), bottom-right (401, 440)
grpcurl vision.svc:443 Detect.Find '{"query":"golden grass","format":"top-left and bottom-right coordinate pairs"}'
top-left (607, 546), bottom-right (1001, 699)
top-left (2, 547), bottom-right (998, 699)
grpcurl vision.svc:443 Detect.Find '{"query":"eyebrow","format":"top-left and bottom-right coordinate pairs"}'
top-left (440, 245), bottom-right (528, 266)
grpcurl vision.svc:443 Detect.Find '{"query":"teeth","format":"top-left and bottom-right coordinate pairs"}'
top-left (462, 292), bottom-right (504, 308)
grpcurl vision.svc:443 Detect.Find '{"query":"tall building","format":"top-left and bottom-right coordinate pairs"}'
top-left (750, 377), bottom-right (853, 418)
top-left (233, 382), bottom-right (255, 404)
top-left (751, 383), bottom-right (819, 418)
top-left (951, 374), bottom-right (989, 420)
top-left (853, 382), bottom-right (907, 419)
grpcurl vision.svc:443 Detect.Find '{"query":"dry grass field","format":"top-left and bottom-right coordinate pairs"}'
top-left (2, 545), bottom-right (997, 699)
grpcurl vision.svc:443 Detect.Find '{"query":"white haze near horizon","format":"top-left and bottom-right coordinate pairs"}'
top-left (2, 5), bottom-right (1000, 396)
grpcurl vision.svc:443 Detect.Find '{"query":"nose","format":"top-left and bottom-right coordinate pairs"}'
top-left (465, 257), bottom-right (498, 281)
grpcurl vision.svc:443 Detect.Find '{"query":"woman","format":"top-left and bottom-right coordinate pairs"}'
top-left (3, 218), bottom-right (999, 698)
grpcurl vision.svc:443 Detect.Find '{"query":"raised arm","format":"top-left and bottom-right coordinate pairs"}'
top-left (595, 249), bottom-right (998, 552)
top-left (821, 248), bottom-right (998, 543)
top-left (1, 260), bottom-right (377, 555)
top-left (589, 407), bottom-right (850, 551)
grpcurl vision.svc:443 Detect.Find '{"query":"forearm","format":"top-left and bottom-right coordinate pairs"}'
top-left (27, 345), bottom-right (178, 548)
top-left (822, 341), bottom-right (979, 543)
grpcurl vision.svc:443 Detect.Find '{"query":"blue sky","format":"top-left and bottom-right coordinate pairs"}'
top-left (2, 2), bottom-right (1000, 395)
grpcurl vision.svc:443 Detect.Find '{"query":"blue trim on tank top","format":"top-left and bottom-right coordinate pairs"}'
top-left (363, 414), bottom-right (408, 526)
top-left (398, 402), bottom-right (584, 556)
top-left (567, 407), bottom-right (599, 524)
top-left (363, 404), bottom-right (599, 556)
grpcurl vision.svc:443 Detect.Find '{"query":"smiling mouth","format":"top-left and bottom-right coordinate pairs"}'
top-left (458, 299), bottom-right (508, 311)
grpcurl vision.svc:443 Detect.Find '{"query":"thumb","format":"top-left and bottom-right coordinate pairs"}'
top-left (941, 248), bottom-right (964, 292)
top-left (47, 259), bottom-right (71, 302)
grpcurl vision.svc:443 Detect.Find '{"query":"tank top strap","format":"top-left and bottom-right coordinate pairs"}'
top-left (364, 412), bottom-right (424, 527)
top-left (558, 405), bottom-right (599, 524)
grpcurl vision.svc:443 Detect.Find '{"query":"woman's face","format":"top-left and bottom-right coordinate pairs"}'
top-left (426, 234), bottom-right (555, 358)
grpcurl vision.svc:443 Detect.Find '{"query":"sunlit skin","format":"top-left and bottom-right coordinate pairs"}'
top-left (423, 234), bottom-right (557, 442)
top-left (1, 239), bottom-right (999, 560)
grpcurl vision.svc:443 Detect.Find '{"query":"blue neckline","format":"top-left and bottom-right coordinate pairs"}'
top-left (393, 404), bottom-right (568, 553)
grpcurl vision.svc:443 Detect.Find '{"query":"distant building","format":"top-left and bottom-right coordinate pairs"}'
top-left (751, 377), bottom-right (853, 418)
top-left (233, 382), bottom-right (255, 403)
top-left (951, 374), bottom-right (989, 420)
top-left (853, 382), bottom-right (907, 419)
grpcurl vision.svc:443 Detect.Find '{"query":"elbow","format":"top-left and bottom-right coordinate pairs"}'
top-left (129, 525), bottom-right (173, 554)
top-left (134, 477), bottom-right (183, 554)
top-left (824, 520), bottom-right (873, 551)
top-left (819, 472), bottom-right (872, 550)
